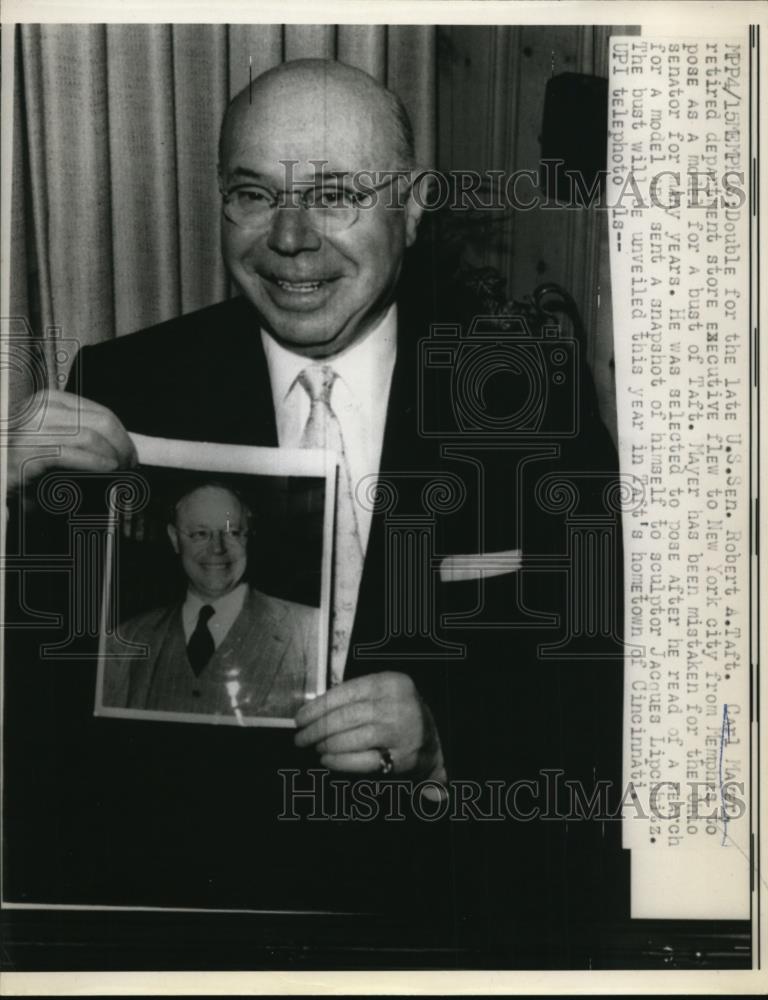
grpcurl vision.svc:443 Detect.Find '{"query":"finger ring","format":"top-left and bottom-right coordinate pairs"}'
top-left (377, 748), bottom-right (394, 776)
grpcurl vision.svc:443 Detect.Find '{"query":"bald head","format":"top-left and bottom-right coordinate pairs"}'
top-left (219, 59), bottom-right (415, 172)
top-left (217, 57), bottom-right (426, 359)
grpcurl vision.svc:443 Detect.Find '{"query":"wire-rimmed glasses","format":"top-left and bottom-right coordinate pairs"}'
top-left (176, 527), bottom-right (249, 546)
top-left (220, 174), bottom-right (410, 232)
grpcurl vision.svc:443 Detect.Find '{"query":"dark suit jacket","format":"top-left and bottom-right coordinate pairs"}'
top-left (103, 588), bottom-right (317, 719)
top-left (5, 266), bottom-right (628, 954)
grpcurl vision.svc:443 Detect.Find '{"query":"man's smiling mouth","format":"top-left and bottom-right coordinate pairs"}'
top-left (274, 278), bottom-right (332, 293)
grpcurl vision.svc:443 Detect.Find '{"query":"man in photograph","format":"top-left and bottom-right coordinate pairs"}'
top-left (103, 482), bottom-right (317, 719)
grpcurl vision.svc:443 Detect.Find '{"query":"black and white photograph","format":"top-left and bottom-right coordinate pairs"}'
top-left (0, 2), bottom-right (765, 993)
top-left (95, 438), bottom-right (332, 727)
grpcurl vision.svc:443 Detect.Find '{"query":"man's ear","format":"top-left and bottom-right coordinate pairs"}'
top-left (404, 170), bottom-right (428, 248)
top-left (167, 523), bottom-right (180, 554)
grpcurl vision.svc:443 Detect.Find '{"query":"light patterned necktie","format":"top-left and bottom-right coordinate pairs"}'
top-left (297, 365), bottom-right (364, 685)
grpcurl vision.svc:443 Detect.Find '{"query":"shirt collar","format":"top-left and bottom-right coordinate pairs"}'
top-left (260, 303), bottom-right (397, 408)
top-left (184, 581), bottom-right (248, 618)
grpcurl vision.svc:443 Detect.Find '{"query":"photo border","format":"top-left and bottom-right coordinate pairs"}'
top-left (92, 434), bottom-right (335, 729)
top-left (0, 2), bottom-right (765, 996)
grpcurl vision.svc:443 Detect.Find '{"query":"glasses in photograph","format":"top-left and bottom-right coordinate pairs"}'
top-left (177, 527), bottom-right (249, 546)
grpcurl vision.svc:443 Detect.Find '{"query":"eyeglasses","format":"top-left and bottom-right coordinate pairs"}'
top-left (177, 527), bottom-right (249, 546)
top-left (220, 175), bottom-right (410, 233)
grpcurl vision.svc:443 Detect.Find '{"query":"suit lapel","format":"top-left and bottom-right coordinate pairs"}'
top-left (212, 588), bottom-right (291, 708)
top-left (127, 603), bottom-right (183, 706)
top-left (209, 299), bottom-right (278, 447)
top-left (346, 287), bottom-right (453, 677)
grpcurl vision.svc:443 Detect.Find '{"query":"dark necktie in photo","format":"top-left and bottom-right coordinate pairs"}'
top-left (187, 604), bottom-right (215, 675)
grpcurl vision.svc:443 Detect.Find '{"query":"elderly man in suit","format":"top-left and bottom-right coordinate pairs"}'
top-left (103, 483), bottom-right (318, 719)
top-left (6, 57), bottom-right (626, 955)
top-left (9, 58), bottom-right (446, 782)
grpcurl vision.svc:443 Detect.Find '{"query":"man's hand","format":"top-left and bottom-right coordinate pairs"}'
top-left (294, 671), bottom-right (444, 780)
top-left (6, 390), bottom-right (137, 493)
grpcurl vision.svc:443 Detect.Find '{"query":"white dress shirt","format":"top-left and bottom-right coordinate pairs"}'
top-left (261, 305), bottom-right (398, 678)
top-left (261, 304), bottom-right (397, 555)
top-left (181, 582), bottom-right (248, 648)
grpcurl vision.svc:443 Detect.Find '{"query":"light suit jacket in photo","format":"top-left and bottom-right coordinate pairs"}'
top-left (103, 587), bottom-right (319, 720)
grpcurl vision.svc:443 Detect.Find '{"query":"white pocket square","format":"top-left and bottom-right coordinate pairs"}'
top-left (439, 549), bottom-right (522, 583)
